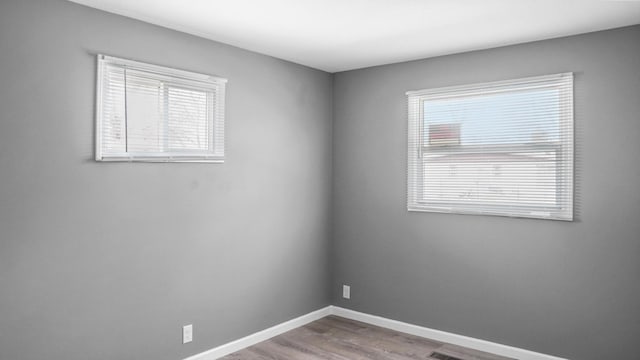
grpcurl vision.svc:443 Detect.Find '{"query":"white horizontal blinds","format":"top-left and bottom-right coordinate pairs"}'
top-left (167, 86), bottom-right (210, 151)
top-left (407, 73), bottom-right (573, 220)
top-left (96, 55), bottom-right (226, 162)
top-left (100, 64), bottom-right (126, 154)
top-left (124, 69), bottom-right (166, 153)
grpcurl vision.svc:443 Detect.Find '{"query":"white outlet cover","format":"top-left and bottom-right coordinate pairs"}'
top-left (183, 324), bottom-right (193, 344)
top-left (342, 285), bottom-right (350, 299)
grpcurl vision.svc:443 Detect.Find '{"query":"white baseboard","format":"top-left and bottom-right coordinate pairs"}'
top-left (331, 306), bottom-right (567, 360)
top-left (183, 306), bottom-right (332, 360)
top-left (183, 305), bottom-right (568, 360)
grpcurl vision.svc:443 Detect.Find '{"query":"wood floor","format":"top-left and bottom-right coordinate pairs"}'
top-left (220, 316), bottom-right (515, 360)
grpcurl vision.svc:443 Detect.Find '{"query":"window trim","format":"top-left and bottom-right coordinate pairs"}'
top-left (95, 54), bottom-right (227, 163)
top-left (406, 73), bottom-right (574, 220)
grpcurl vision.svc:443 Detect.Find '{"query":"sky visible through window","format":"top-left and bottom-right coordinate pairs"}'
top-left (423, 88), bottom-right (560, 146)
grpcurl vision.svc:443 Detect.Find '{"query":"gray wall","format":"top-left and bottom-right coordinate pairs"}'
top-left (0, 1), bottom-right (333, 359)
top-left (332, 26), bottom-right (640, 360)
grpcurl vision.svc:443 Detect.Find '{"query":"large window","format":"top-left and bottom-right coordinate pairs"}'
top-left (407, 73), bottom-right (573, 220)
top-left (96, 55), bottom-right (226, 162)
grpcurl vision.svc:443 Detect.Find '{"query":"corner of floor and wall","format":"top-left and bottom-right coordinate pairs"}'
top-left (1, 1), bottom-right (639, 360)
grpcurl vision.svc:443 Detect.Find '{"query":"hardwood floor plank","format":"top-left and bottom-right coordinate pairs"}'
top-left (306, 317), bottom-right (440, 358)
top-left (220, 316), bottom-right (515, 360)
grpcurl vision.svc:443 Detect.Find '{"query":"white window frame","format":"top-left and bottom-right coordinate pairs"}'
top-left (407, 73), bottom-right (574, 220)
top-left (95, 54), bottom-right (227, 163)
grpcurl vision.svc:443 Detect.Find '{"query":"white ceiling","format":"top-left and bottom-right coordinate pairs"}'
top-left (69, 0), bottom-right (640, 72)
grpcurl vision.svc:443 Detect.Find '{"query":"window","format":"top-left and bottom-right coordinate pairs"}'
top-left (407, 73), bottom-right (573, 220)
top-left (96, 55), bottom-right (226, 162)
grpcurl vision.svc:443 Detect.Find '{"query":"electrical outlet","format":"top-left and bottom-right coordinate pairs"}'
top-left (183, 324), bottom-right (193, 344)
top-left (342, 285), bottom-right (351, 299)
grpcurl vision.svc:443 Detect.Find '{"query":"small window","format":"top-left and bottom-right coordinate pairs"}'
top-left (95, 55), bottom-right (227, 162)
top-left (407, 73), bottom-right (573, 220)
